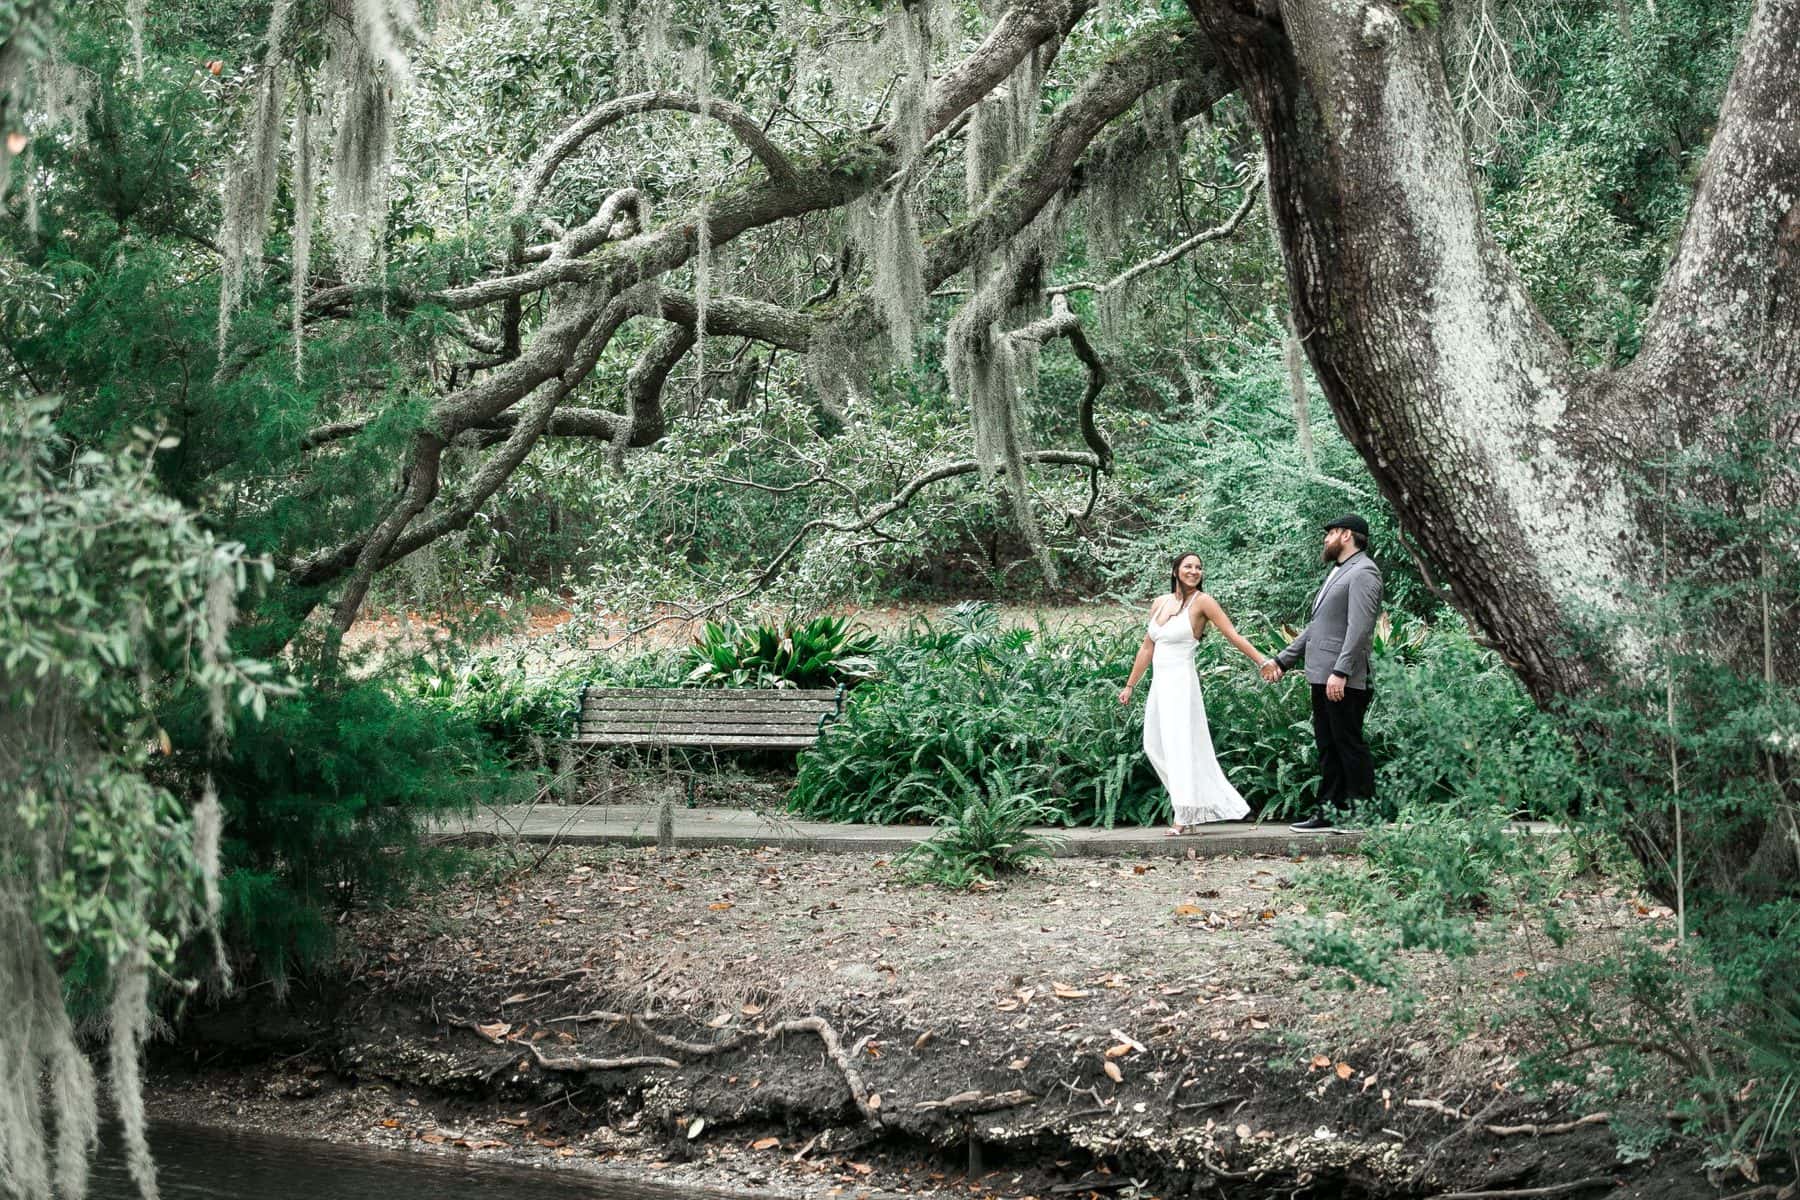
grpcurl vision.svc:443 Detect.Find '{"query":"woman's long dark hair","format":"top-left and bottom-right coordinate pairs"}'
top-left (1168, 552), bottom-right (1205, 605)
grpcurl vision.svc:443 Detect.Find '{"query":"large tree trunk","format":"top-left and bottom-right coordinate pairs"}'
top-left (1183, 0), bottom-right (1800, 894)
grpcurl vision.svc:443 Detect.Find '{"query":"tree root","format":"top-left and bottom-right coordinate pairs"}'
top-left (1405, 1098), bottom-right (1612, 1139)
top-left (1483, 1113), bottom-right (1611, 1138)
top-left (527, 1043), bottom-right (680, 1072)
top-left (912, 1089), bottom-right (1037, 1115)
top-left (1425, 1177), bottom-right (1617, 1199)
top-left (765, 1015), bottom-right (882, 1126)
top-left (490, 1009), bottom-right (881, 1127)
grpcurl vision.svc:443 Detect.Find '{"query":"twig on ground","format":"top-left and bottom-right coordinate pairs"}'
top-left (1175, 1092), bottom-right (1250, 1113)
top-left (912, 1089), bottom-right (1037, 1114)
top-left (1424, 1177), bottom-right (1616, 1199)
top-left (543, 1009), bottom-right (631, 1026)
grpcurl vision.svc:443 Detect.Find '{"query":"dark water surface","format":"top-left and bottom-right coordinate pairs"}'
top-left (87, 1122), bottom-right (737, 1200)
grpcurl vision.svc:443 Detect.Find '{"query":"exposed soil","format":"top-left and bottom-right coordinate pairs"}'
top-left (342, 601), bottom-right (1134, 674)
top-left (147, 842), bottom-right (1774, 1199)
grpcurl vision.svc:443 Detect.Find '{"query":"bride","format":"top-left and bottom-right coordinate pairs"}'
top-left (1118, 552), bottom-right (1270, 833)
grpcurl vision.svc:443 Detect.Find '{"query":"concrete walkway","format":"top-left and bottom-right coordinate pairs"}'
top-left (448, 804), bottom-right (1366, 858)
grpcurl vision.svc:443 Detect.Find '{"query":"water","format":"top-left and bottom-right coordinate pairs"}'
top-left (85, 1122), bottom-right (732, 1200)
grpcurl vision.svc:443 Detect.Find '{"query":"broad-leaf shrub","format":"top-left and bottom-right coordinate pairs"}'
top-left (685, 615), bottom-right (877, 688)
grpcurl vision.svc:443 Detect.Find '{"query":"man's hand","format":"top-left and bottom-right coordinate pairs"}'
top-left (1260, 661), bottom-right (1283, 683)
top-left (1326, 673), bottom-right (1347, 701)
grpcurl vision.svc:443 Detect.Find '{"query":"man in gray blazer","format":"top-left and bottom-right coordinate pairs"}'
top-left (1260, 515), bottom-right (1384, 831)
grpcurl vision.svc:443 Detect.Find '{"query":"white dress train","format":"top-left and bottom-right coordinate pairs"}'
top-left (1143, 597), bottom-right (1250, 826)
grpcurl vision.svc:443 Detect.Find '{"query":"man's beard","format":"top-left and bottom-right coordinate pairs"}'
top-left (1321, 544), bottom-right (1336, 562)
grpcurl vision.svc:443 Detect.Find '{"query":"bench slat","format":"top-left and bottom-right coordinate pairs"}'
top-left (581, 688), bottom-right (839, 702)
top-left (583, 701), bottom-right (834, 718)
top-left (579, 721), bottom-right (830, 736)
top-left (573, 732), bottom-right (819, 749)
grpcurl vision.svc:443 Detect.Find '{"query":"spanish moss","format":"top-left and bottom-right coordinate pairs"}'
top-left (215, 0), bottom-right (294, 350)
top-left (326, 26), bottom-right (394, 277)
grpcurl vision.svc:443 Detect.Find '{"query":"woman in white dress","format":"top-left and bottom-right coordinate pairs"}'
top-left (1117, 553), bottom-right (1272, 834)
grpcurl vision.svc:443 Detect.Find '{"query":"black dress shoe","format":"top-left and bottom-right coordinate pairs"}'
top-left (1289, 815), bottom-right (1334, 832)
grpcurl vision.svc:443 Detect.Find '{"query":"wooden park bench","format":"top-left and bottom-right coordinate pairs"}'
top-left (567, 687), bottom-right (846, 838)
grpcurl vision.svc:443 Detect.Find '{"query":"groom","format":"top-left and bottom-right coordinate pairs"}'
top-left (1259, 515), bottom-right (1384, 832)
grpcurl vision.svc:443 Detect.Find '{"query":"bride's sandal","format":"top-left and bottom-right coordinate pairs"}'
top-left (1164, 825), bottom-right (1186, 837)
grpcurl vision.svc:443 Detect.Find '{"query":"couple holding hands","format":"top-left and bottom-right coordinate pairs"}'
top-left (1118, 515), bottom-right (1383, 835)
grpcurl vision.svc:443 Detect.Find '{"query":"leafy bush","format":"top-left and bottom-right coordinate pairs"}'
top-left (898, 761), bottom-right (1065, 888)
top-left (685, 614), bottom-right (877, 688)
top-left (792, 604), bottom-right (1156, 826)
top-left (163, 659), bottom-right (525, 984)
top-left (1364, 618), bottom-right (1583, 822)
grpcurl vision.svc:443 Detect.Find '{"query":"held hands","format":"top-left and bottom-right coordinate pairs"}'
top-left (1259, 660), bottom-right (1283, 683)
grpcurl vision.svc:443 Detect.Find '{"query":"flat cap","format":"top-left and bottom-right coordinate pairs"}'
top-left (1323, 513), bottom-right (1371, 537)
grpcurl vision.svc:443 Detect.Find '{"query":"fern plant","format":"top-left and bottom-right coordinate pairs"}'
top-left (898, 761), bottom-right (1065, 888)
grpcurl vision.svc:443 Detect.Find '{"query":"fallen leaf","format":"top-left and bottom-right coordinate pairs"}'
top-left (1335, 1062), bottom-right (1354, 1080)
top-left (687, 1117), bottom-right (706, 1140)
top-left (1234, 1123), bottom-right (1252, 1139)
top-left (1103, 1060), bottom-right (1124, 1084)
top-left (476, 1021), bottom-right (510, 1041)
top-left (1104, 1044), bottom-right (1132, 1059)
top-left (1053, 983), bottom-right (1091, 999)
top-left (708, 1012), bottom-right (732, 1028)
top-left (752, 1137), bottom-right (780, 1151)
top-left (1310, 1054), bottom-right (1331, 1070)
top-left (498, 1117), bottom-right (529, 1127)
top-left (741, 1002), bottom-right (764, 1016)
top-left (379, 1119), bottom-right (400, 1129)
top-left (849, 1162), bottom-right (873, 1176)
top-left (868, 1093), bottom-right (882, 1110)
top-left (709, 902), bottom-right (734, 911)
top-left (1173, 904), bottom-right (1203, 917)
top-left (420, 1132), bottom-right (446, 1144)
top-left (1362, 1074), bottom-right (1379, 1093)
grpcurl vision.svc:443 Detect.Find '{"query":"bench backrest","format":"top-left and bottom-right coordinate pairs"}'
top-left (575, 687), bottom-right (843, 750)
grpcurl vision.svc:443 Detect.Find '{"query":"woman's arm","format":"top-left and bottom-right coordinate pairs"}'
top-left (1198, 594), bottom-right (1269, 668)
top-left (1119, 635), bottom-right (1155, 704)
top-left (1120, 601), bottom-right (1165, 704)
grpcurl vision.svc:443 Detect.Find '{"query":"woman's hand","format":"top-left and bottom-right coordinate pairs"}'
top-left (1118, 684), bottom-right (1135, 705)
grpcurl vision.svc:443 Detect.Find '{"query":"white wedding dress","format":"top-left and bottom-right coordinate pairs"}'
top-left (1143, 596), bottom-right (1250, 826)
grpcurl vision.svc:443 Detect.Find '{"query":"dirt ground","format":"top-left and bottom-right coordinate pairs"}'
top-left (147, 840), bottom-right (1751, 1199)
top-left (342, 601), bottom-right (1136, 674)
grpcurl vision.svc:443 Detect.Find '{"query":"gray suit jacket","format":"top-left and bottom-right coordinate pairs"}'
top-left (1275, 552), bottom-right (1384, 689)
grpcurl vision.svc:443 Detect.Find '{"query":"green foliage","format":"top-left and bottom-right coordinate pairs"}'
top-left (791, 603), bottom-right (1167, 826)
top-left (684, 614), bottom-right (877, 688)
top-left (1396, 0), bottom-right (1441, 28)
top-left (162, 657), bottom-right (525, 983)
top-left (1283, 392), bottom-right (1800, 1168)
top-left (1366, 618), bottom-right (1588, 822)
top-left (791, 602), bottom-right (1314, 826)
top-left (1, 396), bottom-right (280, 981)
top-left (897, 760), bottom-right (1065, 888)
top-left (406, 651), bottom-right (574, 763)
top-left (1480, 0), bottom-right (1752, 364)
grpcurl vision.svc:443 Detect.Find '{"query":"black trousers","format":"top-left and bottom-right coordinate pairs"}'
top-left (1310, 682), bottom-right (1375, 813)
